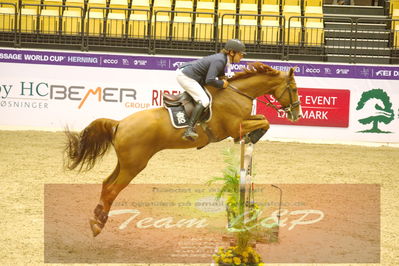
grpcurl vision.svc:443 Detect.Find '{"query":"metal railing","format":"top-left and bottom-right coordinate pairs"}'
top-left (17, 3), bottom-right (85, 49)
top-left (1, 5), bottom-right (399, 64)
top-left (85, 7), bottom-right (151, 51)
top-left (219, 13), bottom-right (285, 59)
top-left (285, 16), bottom-right (355, 61)
top-left (152, 10), bottom-right (218, 54)
top-left (0, 2), bottom-right (18, 46)
top-left (355, 17), bottom-right (399, 63)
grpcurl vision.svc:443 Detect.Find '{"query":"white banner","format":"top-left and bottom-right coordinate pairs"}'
top-left (1, 53), bottom-right (399, 144)
top-left (0, 63), bottom-right (182, 130)
top-left (266, 76), bottom-right (399, 144)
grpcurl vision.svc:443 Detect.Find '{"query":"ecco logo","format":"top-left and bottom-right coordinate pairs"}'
top-left (305, 68), bottom-right (320, 73)
top-left (103, 59), bottom-right (118, 64)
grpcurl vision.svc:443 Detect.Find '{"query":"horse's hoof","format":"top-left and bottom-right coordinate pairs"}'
top-left (89, 218), bottom-right (102, 237)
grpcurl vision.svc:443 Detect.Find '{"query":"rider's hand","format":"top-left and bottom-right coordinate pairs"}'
top-left (222, 80), bottom-right (229, 89)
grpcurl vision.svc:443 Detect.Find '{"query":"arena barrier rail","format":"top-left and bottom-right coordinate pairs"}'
top-left (0, 2), bottom-right (18, 46)
top-left (152, 9), bottom-right (219, 55)
top-left (1, 4), bottom-right (399, 64)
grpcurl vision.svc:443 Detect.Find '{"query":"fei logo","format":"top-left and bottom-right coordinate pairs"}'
top-left (375, 69), bottom-right (399, 77)
top-left (356, 88), bottom-right (395, 134)
top-left (375, 70), bottom-right (391, 77)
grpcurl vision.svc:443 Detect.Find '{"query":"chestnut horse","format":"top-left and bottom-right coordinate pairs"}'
top-left (64, 62), bottom-right (301, 237)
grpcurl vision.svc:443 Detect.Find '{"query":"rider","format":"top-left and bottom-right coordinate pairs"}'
top-left (176, 39), bottom-right (246, 141)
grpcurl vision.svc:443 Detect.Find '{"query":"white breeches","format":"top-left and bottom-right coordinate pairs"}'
top-left (176, 68), bottom-right (210, 107)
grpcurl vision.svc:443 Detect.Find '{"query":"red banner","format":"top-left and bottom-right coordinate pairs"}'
top-left (257, 88), bottom-right (350, 127)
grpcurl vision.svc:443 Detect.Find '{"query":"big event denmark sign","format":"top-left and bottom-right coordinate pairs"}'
top-left (0, 48), bottom-right (399, 143)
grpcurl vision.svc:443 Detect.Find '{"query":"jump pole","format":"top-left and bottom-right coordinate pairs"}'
top-left (237, 140), bottom-right (254, 250)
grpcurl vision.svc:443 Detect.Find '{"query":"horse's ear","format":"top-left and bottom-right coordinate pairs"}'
top-left (289, 66), bottom-right (297, 77)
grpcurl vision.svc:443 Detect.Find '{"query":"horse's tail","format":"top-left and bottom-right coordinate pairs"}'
top-left (64, 118), bottom-right (119, 172)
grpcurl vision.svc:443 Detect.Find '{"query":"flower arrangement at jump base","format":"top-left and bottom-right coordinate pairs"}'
top-left (212, 246), bottom-right (264, 265)
top-left (208, 144), bottom-right (265, 265)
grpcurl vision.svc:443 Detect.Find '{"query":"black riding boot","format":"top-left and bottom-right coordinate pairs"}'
top-left (182, 102), bottom-right (205, 141)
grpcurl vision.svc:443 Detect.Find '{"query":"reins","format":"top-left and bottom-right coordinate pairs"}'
top-left (227, 83), bottom-right (300, 113)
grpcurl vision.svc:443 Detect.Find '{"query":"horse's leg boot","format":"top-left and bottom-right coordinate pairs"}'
top-left (233, 135), bottom-right (251, 144)
top-left (248, 129), bottom-right (267, 144)
top-left (182, 103), bottom-right (205, 141)
top-left (90, 204), bottom-right (109, 237)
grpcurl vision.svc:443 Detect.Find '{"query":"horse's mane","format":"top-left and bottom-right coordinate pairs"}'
top-left (227, 62), bottom-right (280, 82)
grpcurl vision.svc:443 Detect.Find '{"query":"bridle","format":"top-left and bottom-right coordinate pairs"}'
top-left (265, 83), bottom-right (301, 114)
top-left (227, 80), bottom-right (301, 115)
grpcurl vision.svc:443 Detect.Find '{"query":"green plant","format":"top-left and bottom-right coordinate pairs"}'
top-left (207, 146), bottom-right (264, 260)
top-left (206, 147), bottom-right (240, 204)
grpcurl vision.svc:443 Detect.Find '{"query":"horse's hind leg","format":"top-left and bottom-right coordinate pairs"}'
top-left (89, 162), bottom-right (120, 236)
top-left (89, 156), bottom-right (150, 237)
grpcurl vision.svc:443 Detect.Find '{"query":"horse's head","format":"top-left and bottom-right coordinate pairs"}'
top-left (227, 62), bottom-right (302, 122)
top-left (273, 67), bottom-right (302, 122)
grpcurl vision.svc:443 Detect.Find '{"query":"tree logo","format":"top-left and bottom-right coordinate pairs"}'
top-left (356, 89), bottom-right (394, 133)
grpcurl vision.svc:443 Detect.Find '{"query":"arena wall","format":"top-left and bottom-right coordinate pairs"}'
top-left (1, 48), bottom-right (398, 144)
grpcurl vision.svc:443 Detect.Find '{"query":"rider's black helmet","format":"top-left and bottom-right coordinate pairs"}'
top-left (224, 39), bottom-right (247, 55)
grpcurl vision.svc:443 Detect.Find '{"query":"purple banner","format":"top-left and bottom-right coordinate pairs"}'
top-left (1, 48), bottom-right (399, 80)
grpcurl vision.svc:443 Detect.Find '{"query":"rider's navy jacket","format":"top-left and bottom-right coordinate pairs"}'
top-left (181, 53), bottom-right (228, 89)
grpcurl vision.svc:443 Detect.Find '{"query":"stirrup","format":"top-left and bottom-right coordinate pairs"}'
top-left (182, 127), bottom-right (198, 141)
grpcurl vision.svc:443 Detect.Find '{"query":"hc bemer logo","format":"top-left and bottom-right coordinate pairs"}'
top-left (0, 82), bottom-right (137, 109)
top-left (50, 85), bottom-right (137, 109)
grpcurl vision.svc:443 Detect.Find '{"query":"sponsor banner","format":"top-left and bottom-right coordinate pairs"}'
top-left (1, 48), bottom-right (399, 80)
top-left (44, 184), bottom-right (380, 263)
top-left (0, 48), bottom-right (193, 70)
top-left (0, 63), bottom-right (183, 129)
top-left (1, 49), bottom-right (399, 143)
top-left (264, 77), bottom-right (399, 143)
top-left (257, 88), bottom-right (350, 127)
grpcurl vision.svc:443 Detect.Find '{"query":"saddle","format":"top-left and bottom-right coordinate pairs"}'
top-left (163, 92), bottom-right (211, 129)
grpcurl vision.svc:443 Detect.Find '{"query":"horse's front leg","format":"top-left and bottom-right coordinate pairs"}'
top-left (233, 116), bottom-right (270, 144)
top-left (247, 114), bottom-right (267, 120)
